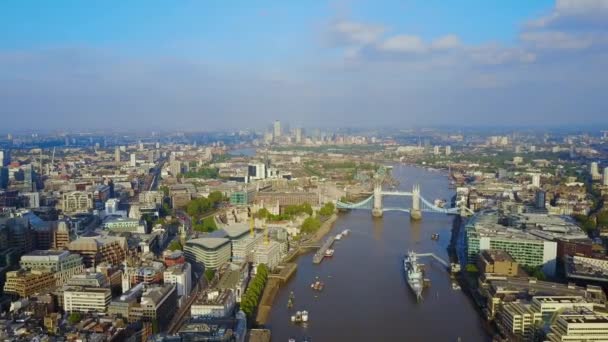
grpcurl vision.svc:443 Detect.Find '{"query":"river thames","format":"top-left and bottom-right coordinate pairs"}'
top-left (266, 165), bottom-right (490, 341)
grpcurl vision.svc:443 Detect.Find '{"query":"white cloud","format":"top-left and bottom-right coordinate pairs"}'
top-left (377, 35), bottom-right (426, 53)
top-left (330, 20), bottom-right (385, 45)
top-left (430, 34), bottom-right (461, 50)
top-left (469, 45), bottom-right (536, 65)
top-left (520, 31), bottom-right (594, 50)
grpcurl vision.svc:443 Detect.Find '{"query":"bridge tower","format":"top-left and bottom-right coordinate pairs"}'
top-left (372, 181), bottom-right (383, 217)
top-left (410, 184), bottom-right (422, 220)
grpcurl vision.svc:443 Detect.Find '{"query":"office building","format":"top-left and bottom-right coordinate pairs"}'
top-left (546, 307), bottom-right (608, 342)
top-left (103, 217), bottom-right (147, 234)
top-left (130, 284), bottom-right (177, 331)
top-left (191, 289), bottom-right (236, 318)
top-left (604, 167), bottom-right (608, 186)
top-left (114, 147), bottom-right (121, 164)
top-left (532, 173), bottom-right (541, 188)
top-left (0, 217), bottom-right (33, 256)
top-left (253, 241), bottom-right (282, 270)
top-left (232, 232), bottom-right (263, 263)
top-left (52, 221), bottom-right (71, 250)
top-left (273, 120), bottom-right (281, 141)
top-left (433, 146), bottom-right (440, 155)
top-left (3, 269), bottom-right (55, 298)
top-left (445, 145), bottom-right (452, 156)
top-left (63, 286), bottom-right (112, 313)
top-left (23, 164), bottom-right (34, 192)
top-left (0, 150), bottom-right (10, 166)
top-left (591, 162), bottom-right (601, 180)
top-left (295, 127), bottom-right (302, 144)
top-left (68, 235), bottom-right (127, 268)
top-left (247, 163), bottom-right (266, 182)
top-left (105, 198), bottom-right (119, 215)
top-left (499, 302), bottom-right (542, 338)
top-left (163, 263), bottom-right (192, 307)
top-left (0, 167), bottom-right (8, 189)
top-left (531, 296), bottom-right (594, 321)
top-left (478, 250), bottom-right (518, 277)
top-left (130, 153), bottom-right (137, 167)
top-left (465, 212), bottom-right (557, 276)
top-left (62, 191), bottom-right (94, 213)
top-left (20, 250), bottom-right (84, 286)
top-left (535, 190), bottom-right (546, 210)
top-left (169, 160), bottom-right (182, 176)
top-left (184, 238), bottom-right (231, 270)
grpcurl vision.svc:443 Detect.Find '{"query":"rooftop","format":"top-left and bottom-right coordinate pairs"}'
top-left (187, 237), bottom-right (230, 250)
top-left (222, 223), bottom-right (250, 239)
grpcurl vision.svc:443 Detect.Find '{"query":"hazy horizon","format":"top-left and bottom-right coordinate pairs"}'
top-left (2, 0), bottom-right (608, 131)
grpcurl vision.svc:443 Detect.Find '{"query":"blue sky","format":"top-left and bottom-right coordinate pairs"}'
top-left (1, 0), bottom-right (607, 131)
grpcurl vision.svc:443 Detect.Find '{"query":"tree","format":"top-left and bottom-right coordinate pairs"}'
top-left (255, 208), bottom-right (270, 219)
top-left (301, 217), bottom-right (321, 233)
top-left (159, 185), bottom-right (170, 197)
top-left (319, 202), bottom-right (335, 216)
top-left (67, 312), bottom-right (82, 324)
top-left (204, 269), bottom-right (216, 283)
top-left (465, 264), bottom-right (479, 273)
top-left (168, 240), bottom-right (183, 251)
top-left (208, 191), bottom-right (224, 206)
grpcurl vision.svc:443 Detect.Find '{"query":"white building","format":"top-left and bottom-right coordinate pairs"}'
top-left (191, 289), bottom-right (236, 318)
top-left (499, 302), bottom-right (542, 338)
top-left (232, 233), bottom-right (263, 263)
top-left (604, 167), bottom-right (608, 186)
top-left (184, 238), bottom-right (231, 270)
top-left (105, 198), bottom-right (119, 215)
top-left (433, 146), bottom-right (440, 155)
top-left (532, 173), bottom-right (541, 188)
top-left (531, 296), bottom-right (594, 319)
top-left (547, 308), bottom-right (608, 342)
top-left (163, 262), bottom-right (192, 307)
top-left (253, 241), bottom-right (282, 270)
top-left (63, 287), bottom-right (112, 313)
top-left (130, 153), bottom-right (136, 167)
top-left (591, 162), bottom-right (601, 180)
top-left (445, 145), bottom-right (452, 156)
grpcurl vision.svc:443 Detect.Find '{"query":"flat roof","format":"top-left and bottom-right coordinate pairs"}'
top-left (187, 237), bottom-right (230, 250)
top-left (222, 223), bottom-right (250, 239)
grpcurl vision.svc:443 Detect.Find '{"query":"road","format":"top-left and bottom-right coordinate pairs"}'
top-left (167, 273), bottom-right (207, 334)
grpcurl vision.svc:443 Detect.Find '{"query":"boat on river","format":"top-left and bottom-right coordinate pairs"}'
top-left (404, 252), bottom-right (423, 301)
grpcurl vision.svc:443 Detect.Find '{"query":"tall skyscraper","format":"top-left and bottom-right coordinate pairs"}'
top-left (591, 162), bottom-right (601, 180)
top-left (23, 164), bottom-right (34, 192)
top-left (273, 120), bottom-right (281, 141)
top-left (295, 128), bottom-right (302, 144)
top-left (114, 147), bottom-right (121, 163)
top-left (604, 167), bottom-right (608, 186)
top-left (0, 150), bottom-right (10, 166)
top-left (445, 145), bottom-right (452, 156)
top-left (0, 167), bottom-right (8, 189)
top-left (130, 153), bottom-right (136, 167)
top-left (535, 190), bottom-right (546, 210)
top-left (532, 173), bottom-right (541, 188)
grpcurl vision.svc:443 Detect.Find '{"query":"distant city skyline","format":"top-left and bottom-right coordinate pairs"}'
top-left (1, 0), bottom-right (608, 131)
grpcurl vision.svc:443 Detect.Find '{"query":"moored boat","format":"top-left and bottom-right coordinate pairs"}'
top-left (404, 252), bottom-right (423, 301)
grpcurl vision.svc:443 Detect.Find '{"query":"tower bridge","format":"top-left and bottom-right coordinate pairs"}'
top-left (336, 184), bottom-right (472, 219)
top-left (337, 166), bottom-right (473, 219)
